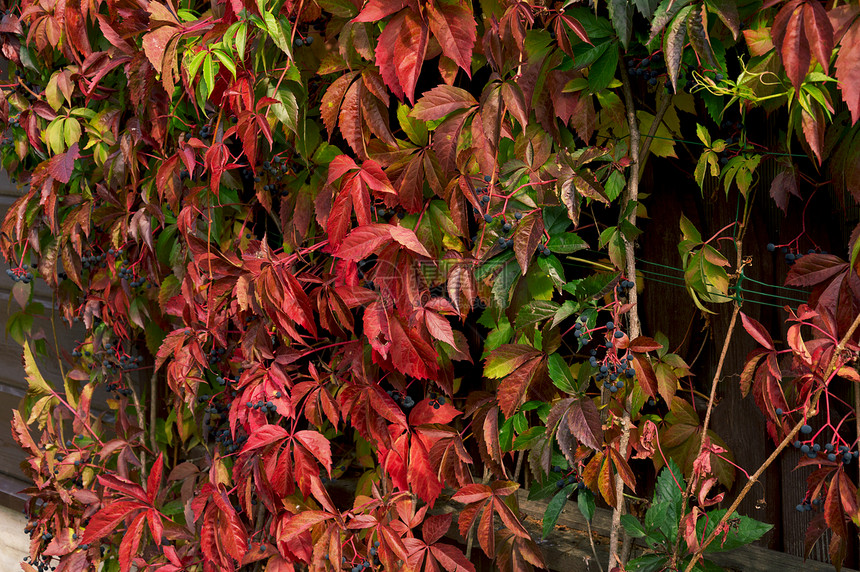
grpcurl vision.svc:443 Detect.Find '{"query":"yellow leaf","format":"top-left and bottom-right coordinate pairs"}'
top-left (23, 341), bottom-right (52, 396)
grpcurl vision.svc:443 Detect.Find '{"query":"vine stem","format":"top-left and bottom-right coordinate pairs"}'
top-left (608, 57), bottom-right (658, 570)
top-left (683, 310), bottom-right (860, 571)
top-left (673, 226), bottom-right (743, 563)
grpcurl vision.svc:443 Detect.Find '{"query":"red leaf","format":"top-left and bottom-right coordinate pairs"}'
top-left (825, 473), bottom-right (847, 538)
top-left (81, 501), bottom-right (147, 544)
top-left (146, 453), bottom-right (164, 504)
top-left (512, 211), bottom-right (544, 274)
top-left (631, 353), bottom-right (658, 399)
top-left (565, 398), bottom-right (604, 450)
top-left (98, 474), bottom-right (149, 503)
top-left (777, 2), bottom-right (811, 91)
top-left (835, 20), bottom-right (860, 124)
top-left (423, 309), bottom-right (456, 347)
top-left (740, 312), bottom-right (775, 350)
top-left (335, 224), bottom-right (393, 260)
top-left (339, 79), bottom-right (366, 158)
top-left (376, 9), bottom-right (428, 103)
top-left (243, 424), bottom-right (288, 452)
top-left (786, 253), bottom-right (848, 287)
top-left (802, 1), bottom-right (833, 74)
top-left (386, 315), bottom-right (439, 379)
top-left (294, 430), bottom-right (332, 475)
top-left (389, 224), bottom-right (432, 257)
top-left (47, 142), bottom-right (80, 183)
top-left (422, 513), bottom-right (452, 545)
top-left (451, 483), bottom-right (492, 504)
top-left (410, 398), bottom-right (462, 425)
top-left (279, 511), bottom-right (333, 541)
top-left (626, 336), bottom-right (664, 353)
top-left (409, 84), bottom-right (478, 121)
top-left (119, 511), bottom-right (146, 572)
top-left (608, 446), bottom-right (636, 492)
top-left (801, 102), bottom-right (825, 164)
top-left (497, 355), bottom-right (544, 418)
top-left (321, 71), bottom-right (359, 137)
top-left (430, 544), bottom-right (476, 572)
top-left (484, 344), bottom-right (542, 379)
top-left (354, 0), bottom-right (409, 21)
top-left (409, 437), bottom-right (442, 505)
top-left (364, 299), bottom-right (392, 359)
top-left (477, 502), bottom-right (494, 557)
top-left (769, 168), bottom-right (800, 213)
top-left (426, 2), bottom-right (476, 75)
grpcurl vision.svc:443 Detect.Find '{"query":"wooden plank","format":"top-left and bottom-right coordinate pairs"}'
top-left (512, 491), bottom-right (857, 572)
top-left (486, 490), bottom-right (849, 571)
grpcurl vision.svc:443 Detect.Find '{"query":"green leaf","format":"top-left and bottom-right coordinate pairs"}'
top-left (63, 117), bottom-right (82, 147)
top-left (577, 488), bottom-right (596, 521)
top-left (212, 49), bottom-right (237, 78)
top-left (627, 554), bottom-right (670, 572)
top-left (529, 478), bottom-right (562, 501)
top-left (608, 0), bottom-right (632, 48)
top-left (696, 509), bottom-right (773, 552)
top-left (263, 11), bottom-right (294, 58)
top-left (203, 54), bottom-right (216, 99)
top-left (621, 514), bottom-right (647, 538)
top-left (547, 232), bottom-right (588, 254)
top-left (589, 43), bottom-right (620, 93)
top-left (235, 22), bottom-right (248, 57)
top-left (267, 82), bottom-right (300, 134)
top-left (397, 104), bottom-right (429, 146)
top-left (516, 300), bottom-right (559, 331)
top-left (542, 484), bottom-right (576, 538)
top-left (649, 0), bottom-right (693, 43)
top-left (500, 417), bottom-right (514, 451)
top-left (186, 50), bottom-right (207, 80)
top-left (655, 457), bottom-right (685, 506)
top-left (548, 353), bottom-right (577, 393)
top-left (513, 426), bottom-right (546, 450)
top-left (695, 123), bottom-right (711, 147)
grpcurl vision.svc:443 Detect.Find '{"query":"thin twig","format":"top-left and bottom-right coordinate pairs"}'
top-left (585, 516), bottom-right (606, 572)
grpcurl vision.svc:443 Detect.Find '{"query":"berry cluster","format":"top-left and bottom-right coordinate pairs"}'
top-left (22, 554), bottom-right (56, 572)
top-left (6, 265), bottom-right (34, 283)
top-left (374, 205), bottom-right (405, 221)
top-left (765, 243), bottom-right (825, 266)
top-left (81, 252), bottom-right (108, 270)
top-left (342, 542), bottom-right (382, 572)
top-left (789, 420), bottom-right (858, 465)
top-left (795, 498), bottom-right (821, 513)
top-left (208, 346), bottom-right (227, 365)
top-left (213, 428), bottom-right (248, 454)
top-left (293, 34), bottom-right (314, 47)
top-left (241, 167), bottom-right (262, 183)
top-left (387, 390), bottom-right (415, 409)
top-left (245, 395), bottom-right (281, 415)
top-left (198, 124), bottom-right (213, 140)
top-left (550, 465), bottom-right (583, 490)
top-left (627, 52), bottom-right (664, 86)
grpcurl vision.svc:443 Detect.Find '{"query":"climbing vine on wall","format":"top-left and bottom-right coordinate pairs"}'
top-left (2, 0), bottom-right (860, 570)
